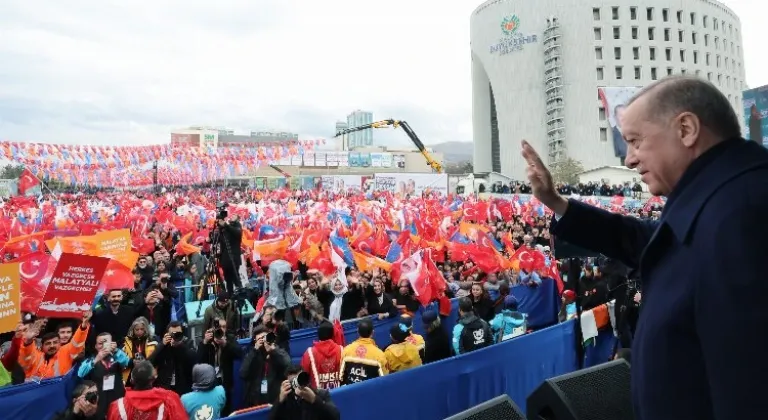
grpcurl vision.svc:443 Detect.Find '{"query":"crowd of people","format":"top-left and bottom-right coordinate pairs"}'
top-left (0, 183), bottom-right (660, 419)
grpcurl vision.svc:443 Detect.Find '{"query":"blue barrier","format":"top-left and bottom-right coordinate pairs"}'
top-left (237, 320), bottom-right (580, 419)
top-left (0, 278), bottom-right (566, 420)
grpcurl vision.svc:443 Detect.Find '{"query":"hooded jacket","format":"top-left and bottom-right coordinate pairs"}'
top-left (451, 313), bottom-right (492, 355)
top-left (266, 260), bottom-right (300, 310)
top-left (107, 387), bottom-right (187, 420)
top-left (301, 339), bottom-right (344, 390)
top-left (489, 310), bottom-right (527, 342)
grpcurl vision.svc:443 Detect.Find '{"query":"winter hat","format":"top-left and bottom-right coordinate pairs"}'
top-left (191, 364), bottom-right (217, 391)
top-left (421, 310), bottom-right (438, 325)
top-left (504, 295), bottom-right (519, 311)
top-left (390, 323), bottom-right (410, 343)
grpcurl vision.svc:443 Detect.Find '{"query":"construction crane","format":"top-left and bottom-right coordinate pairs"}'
top-left (334, 119), bottom-right (443, 173)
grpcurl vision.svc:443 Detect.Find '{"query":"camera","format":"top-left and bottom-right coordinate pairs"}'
top-left (216, 202), bottom-right (228, 220)
top-left (171, 331), bottom-right (184, 342)
top-left (265, 332), bottom-right (276, 345)
top-left (291, 371), bottom-right (310, 390)
top-left (84, 391), bottom-right (99, 404)
top-left (213, 328), bottom-right (225, 339)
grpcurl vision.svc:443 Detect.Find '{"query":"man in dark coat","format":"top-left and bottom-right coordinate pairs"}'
top-left (521, 75), bottom-right (768, 420)
top-left (420, 311), bottom-right (451, 364)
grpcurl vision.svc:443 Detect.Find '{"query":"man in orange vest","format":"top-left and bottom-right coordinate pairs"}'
top-left (300, 321), bottom-right (343, 390)
top-left (19, 311), bottom-right (91, 379)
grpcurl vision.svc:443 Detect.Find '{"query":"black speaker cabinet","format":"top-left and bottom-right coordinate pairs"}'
top-left (526, 359), bottom-right (634, 420)
top-left (444, 394), bottom-right (526, 420)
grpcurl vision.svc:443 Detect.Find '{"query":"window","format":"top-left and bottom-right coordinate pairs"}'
top-left (676, 10), bottom-right (682, 24)
top-left (690, 12), bottom-right (696, 25)
top-left (634, 66), bottom-right (641, 79)
top-left (706, 53), bottom-right (710, 65)
top-left (681, 68), bottom-right (686, 74)
top-left (707, 72), bottom-right (712, 81)
top-left (614, 47), bottom-right (621, 59)
top-left (649, 47), bottom-right (656, 60)
top-left (714, 20), bottom-right (718, 30)
top-left (678, 30), bottom-right (684, 43)
top-left (600, 128), bottom-right (608, 142)
top-left (599, 107), bottom-right (606, 120)
top-left (667, 67), bottom-right (673, 75)
top-left (695, 69), bottom-right (701, 77)
top-left (612, 7), bottom-right (619, 20)
top-left (593, 8), bottom-right (600, 20)
top-left (716, 55), bottom-right (721, 67)
top-left (665, 48), bottom-right (672, 61)
top-left (692, 32), bottom-right (697, 44)
top-left (662, 8), bottom-right (669, 22)
top-left (714, 37), bottom-right (719, 49)
top-left (651, 67), bottom-right (658, 80)
top-left (725, 59), bottom-right (729, 70)
top-left (679, 49), bottom-right (685, 62)
top-left (615, 66), bottom-right (623, 79)
top-left (717, 74), bottom-right (722, 85)
top-left (633, 47), bottom-right (640, 60)
top-left (595, 47), bottom-right (603, 59)
top-left (632, 26), bottom-right (638, 39)
top-left (693, 50), bottom-right (698, 64)
top-left (613, 26), bottom-right (621, 39)
top-left (729, 24), bottom-right (733, 35)
top-left (664, 28), bottom-right (670, 41)
top-left (703, 15), bottom-right (708, 28)
top-left (704, 34), bottom-right (709, 46)
top-left (597, 67), bottom-right (604, 80)
top-left (594, 28), bottom-right (602, 40)
top-left (648, 27), bottom-right (655, 40)
top-left (630, 7), bottom-right (637, 20)
top-left (647, 7), bottom-right (654, 21)
top-left (731, 42), bottom-right (734, 53)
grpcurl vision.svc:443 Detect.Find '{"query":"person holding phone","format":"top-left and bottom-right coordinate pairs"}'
top-left (240, 325), bottom-right (291, 408)
top-left (77, 333), bottom-right (130, 417)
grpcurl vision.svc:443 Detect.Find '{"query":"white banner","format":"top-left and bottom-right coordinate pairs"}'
top-left (303, 151), bottom-right (315, 166)
top-left (373, 173), bottom-right (448, 196)
top-left (320, 175), bottom-right (363, 193)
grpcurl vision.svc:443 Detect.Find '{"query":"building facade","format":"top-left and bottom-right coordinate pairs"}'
top-left (346, 110), bottom-right (374, 149)
top-left (471, 0), bottom-right (746, 179)
top-left (171, 127), bottom-right (298, 148)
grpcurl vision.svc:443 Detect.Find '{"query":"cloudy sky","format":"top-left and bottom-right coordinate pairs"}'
top-left (0, 0), bottom-right (763, 148)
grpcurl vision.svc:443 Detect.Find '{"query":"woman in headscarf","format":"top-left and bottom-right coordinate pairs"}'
top-left (317, 274), bottom-right (366, 322)
top-left (121, 317), bottom-right (157, 386)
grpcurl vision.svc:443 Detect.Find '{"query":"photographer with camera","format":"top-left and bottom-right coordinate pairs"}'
top-left (211, 203), bottom-right (244, 293)
top-left (240, 325), bottom-right (291, 408)
top-left (53, 380), bottom-right (103, 420)
top-left (269, 365), bottom-right (340, 420)
top-left (202, 291), bottom-right (239, 335)
top-left (76, 333), bottom-right (131, 418)
top-left (150, 321), bottom-right (197, 396)
top-left (197, 316), bottom-right (243, 416)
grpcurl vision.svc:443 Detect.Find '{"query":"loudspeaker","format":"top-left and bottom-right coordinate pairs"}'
top-left (444, 394), bottom-right (526, 420)
top-left (526, 359), bottom-right (634, 420)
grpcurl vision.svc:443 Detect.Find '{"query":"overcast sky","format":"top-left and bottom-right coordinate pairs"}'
top-left (0, 0), bottom-right (763, 147)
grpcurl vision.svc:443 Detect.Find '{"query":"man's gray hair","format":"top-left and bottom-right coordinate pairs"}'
top-left (627, 75), bottom-right (741, 140)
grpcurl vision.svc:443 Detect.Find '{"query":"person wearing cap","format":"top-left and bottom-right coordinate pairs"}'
top-left (398, 315), bottom-right (425, 351)
top-left (180, 364), bottom-right (226, 420)
top-left (384, 323), bottom-right (422, 373)
top-left (420, 311), bottom-right (451, 364)
top-left (202, 291), bottom-right (238, 334)
top-left (490, 295), bottom-right (527, 343)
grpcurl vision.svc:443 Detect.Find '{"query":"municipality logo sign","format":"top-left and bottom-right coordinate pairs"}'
top-left (501, 15), bottom-right (520, 36)
top-left (491, 14), bottom-right (537, 55)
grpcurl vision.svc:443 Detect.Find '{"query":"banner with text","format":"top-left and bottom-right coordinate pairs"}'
top-left (0, 263), bottom-right (20, 334)
top-left (321, 175), bottom-right (363, 193)
top-left (37, 253), bottom-right (109, 318)
top-left (373, 173), bottom-right (448, 196)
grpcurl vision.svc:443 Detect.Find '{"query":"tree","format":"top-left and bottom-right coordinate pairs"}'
top-left (0, 164), bottom-right (25, 179)
top-left (550, 158), bottom-right (584, 185)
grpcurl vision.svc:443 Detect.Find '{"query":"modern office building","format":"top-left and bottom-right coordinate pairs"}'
top-left (346, 110), bottom-right (374, 149)
top-left (471, 0), bottom-right (746, 179)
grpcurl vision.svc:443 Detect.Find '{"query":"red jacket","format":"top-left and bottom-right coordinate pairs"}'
top-left (300, 339), bottom-right (343, 390)
top-left (107, 387), bottom-right (186, 420)
top-left (1, 337), bottom-right (20, 370)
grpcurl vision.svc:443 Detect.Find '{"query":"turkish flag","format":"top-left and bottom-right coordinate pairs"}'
top-left (17, 168), bottom-right (40, 195)
top-left (100, 259), bottom-right (134, 291)
top-left (11, 251), bottom-right (56, 313)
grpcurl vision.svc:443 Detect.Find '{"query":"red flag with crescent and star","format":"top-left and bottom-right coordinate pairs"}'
top-left (17, 168), bottom-right (40, 195)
